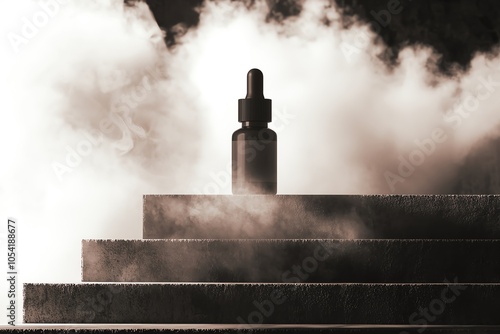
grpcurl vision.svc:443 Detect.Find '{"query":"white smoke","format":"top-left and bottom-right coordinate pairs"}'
top-left (1, 0), bottom-right (500, 324)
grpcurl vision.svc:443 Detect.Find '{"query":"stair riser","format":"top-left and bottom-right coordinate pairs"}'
top-left (2, 327), bottom-right (500, 333)
top-left (83, 239), bottom-right (500, 283)
top-left (143, 195), bottom-right (500, 239)
top-left (24, 283), bottom-right (498, 324)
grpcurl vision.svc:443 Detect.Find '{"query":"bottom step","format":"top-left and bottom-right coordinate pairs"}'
top-left (24, 283), bottom-right (499, 324)
top-left (2, 325), bottom-right (500, 333)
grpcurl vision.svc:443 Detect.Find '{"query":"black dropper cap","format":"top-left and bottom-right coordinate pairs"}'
top-left (238, 68), bottom-right (272, 122)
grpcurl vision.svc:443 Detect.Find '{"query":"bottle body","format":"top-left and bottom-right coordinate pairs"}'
top-left (232, 123), bottom-right (277, 194)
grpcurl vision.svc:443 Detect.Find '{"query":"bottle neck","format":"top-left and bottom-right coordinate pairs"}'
top-left (242, 121), bottom-right (268, 128)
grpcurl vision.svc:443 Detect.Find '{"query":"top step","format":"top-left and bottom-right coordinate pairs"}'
top-left (143, 195), bottom-right (500, 239)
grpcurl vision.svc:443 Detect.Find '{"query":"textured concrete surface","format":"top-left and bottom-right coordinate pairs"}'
top-left (143, 195), bottom-right (500, 239)
top-left (2, 325), bottom-right (500, 333)
top-left (3, 325), bottom-right (500, 333)
top-left (24, 283), bottom-right (500, 324)
top-left (83, 239), bottom-right (500, 283)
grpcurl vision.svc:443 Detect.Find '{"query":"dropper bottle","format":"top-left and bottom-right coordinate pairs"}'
top-left (232, 68), bottom-right (277, 194)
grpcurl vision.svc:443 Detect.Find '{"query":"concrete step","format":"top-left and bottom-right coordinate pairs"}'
top-left (4, 325), bottom-right (500, 333)
top-left (2, 324), bottom-right (500, 333)
top-left (24, 283), bottom-right (498, 324)
top-left (82, 239), bottom-right (500, 283)
top-left (143, 195), bottom-right (500, 239)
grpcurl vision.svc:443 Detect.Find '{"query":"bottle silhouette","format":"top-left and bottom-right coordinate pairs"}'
top-left (232, 68), bottom-right (277, 194)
